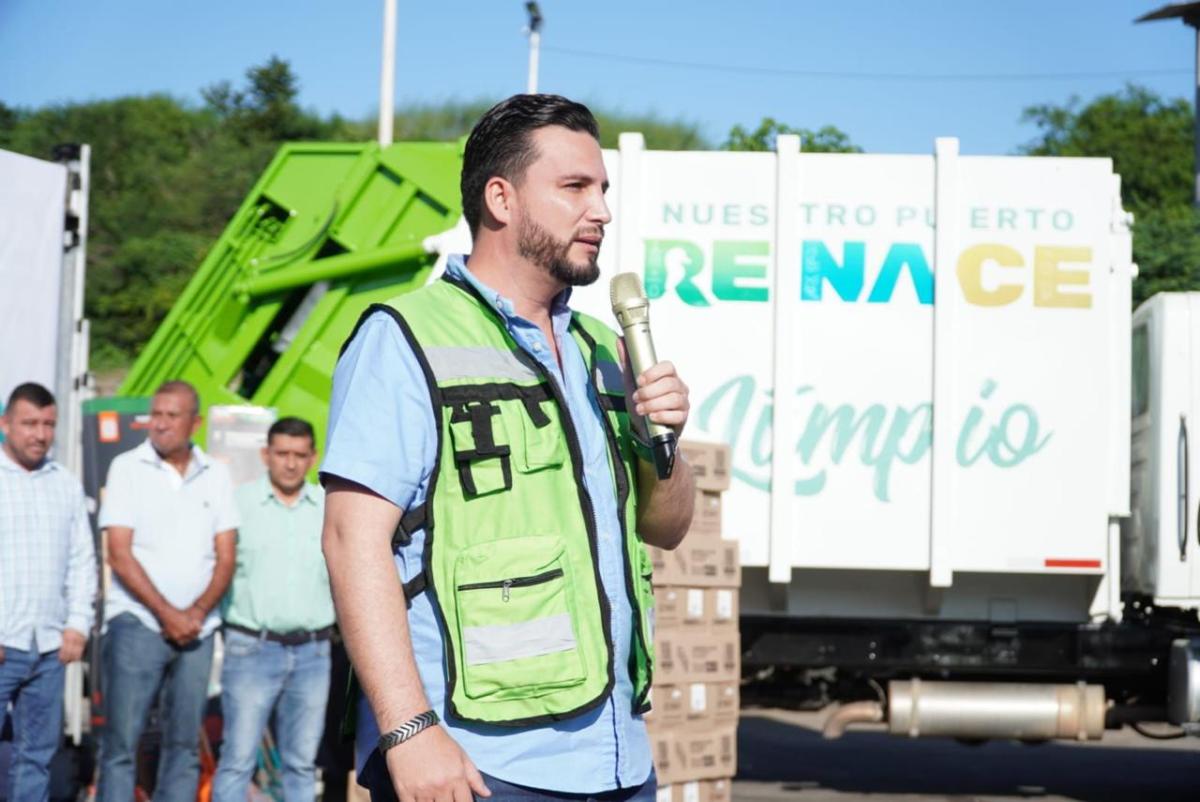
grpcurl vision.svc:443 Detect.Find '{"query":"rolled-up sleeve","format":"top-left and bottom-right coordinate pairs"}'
top-left (64, 487), bottom-right (98, 634)
top-left (320, 311), bottom-right (437, 511)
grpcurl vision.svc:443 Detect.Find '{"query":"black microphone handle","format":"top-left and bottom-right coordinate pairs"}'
top-left (650, 431), bottom-right (677, 480)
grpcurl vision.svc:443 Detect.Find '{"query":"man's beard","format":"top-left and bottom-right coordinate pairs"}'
top-left (517, 215), bottom-right (601, 287)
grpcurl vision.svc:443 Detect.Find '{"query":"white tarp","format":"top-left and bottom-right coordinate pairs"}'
top-left (0, 149), bottom-right (66, 406)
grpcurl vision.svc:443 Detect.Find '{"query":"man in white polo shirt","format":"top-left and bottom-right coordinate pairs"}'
top-left (96, 380), bottom-right (239, 802)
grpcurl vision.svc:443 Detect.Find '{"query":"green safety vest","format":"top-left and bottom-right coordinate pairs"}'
top-left (360, 273), bottom-right (655, 726)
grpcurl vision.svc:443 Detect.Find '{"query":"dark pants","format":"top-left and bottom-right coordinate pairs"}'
top-left (97, 612), bottom-right (215, 802)
top-left (361, 749), bottom-right (656, 802)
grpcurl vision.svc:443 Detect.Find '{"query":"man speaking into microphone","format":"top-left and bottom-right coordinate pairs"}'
top-left (320, 94), bottom-right (696, 802)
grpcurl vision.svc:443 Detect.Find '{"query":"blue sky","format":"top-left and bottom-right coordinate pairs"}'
top-left (0, 1), bottom-right (1194, 155)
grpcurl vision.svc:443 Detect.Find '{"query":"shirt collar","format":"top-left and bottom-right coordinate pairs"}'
top-left (136, 438), bottom-right (208, 475)
top-left (258, 474), bottom-right (320, 507)
top-left (0, 447), bottom-right (55, 475)
top-left (445, 255), bottom-right (574, 329)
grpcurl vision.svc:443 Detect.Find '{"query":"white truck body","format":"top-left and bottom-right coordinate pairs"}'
top-left (570, 135), bottom-right (1150, 624)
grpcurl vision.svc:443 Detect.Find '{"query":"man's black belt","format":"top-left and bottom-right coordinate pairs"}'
top-left (224, 622), bottom-right (335, 646)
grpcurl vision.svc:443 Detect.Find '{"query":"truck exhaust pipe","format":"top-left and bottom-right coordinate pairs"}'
top-left (822, 700), bottom-right (885, 738)
top-left (824, 679), bottom-right (1108, 741)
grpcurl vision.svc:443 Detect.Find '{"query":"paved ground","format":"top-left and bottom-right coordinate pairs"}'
top-left (733, 709), bottom-right (1200, 802)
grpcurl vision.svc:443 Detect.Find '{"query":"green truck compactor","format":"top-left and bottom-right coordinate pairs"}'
top-left (119, 140), bottom-right (465, 448)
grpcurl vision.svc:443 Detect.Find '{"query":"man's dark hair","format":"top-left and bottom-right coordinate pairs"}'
top-left (154, 380), bottom-right (201, 416)
top-left (461, 94), bottom-right (600, 234)
top-left (5, 382), bottom-right (55, 411)
top-left (268, 416), bottom-right (315, 448)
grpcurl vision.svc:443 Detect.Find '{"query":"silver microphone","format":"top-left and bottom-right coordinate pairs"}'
top-left (610, 272), bottom-right (677, 480)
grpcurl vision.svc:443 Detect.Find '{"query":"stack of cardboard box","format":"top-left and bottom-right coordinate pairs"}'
top-left (646, 441), bottom-right (739, 802)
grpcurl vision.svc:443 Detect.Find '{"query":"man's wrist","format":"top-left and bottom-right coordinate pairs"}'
top-left (378, 709), bottom-right (440, 754)
top-left (149, 601), bottom-right (176, 622)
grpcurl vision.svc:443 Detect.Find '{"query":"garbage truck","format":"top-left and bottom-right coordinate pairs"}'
top-left (117, 132), bottom-right (1200, 743)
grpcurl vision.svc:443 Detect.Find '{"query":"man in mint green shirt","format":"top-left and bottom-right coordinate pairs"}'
top-left (215, 417), bottom-right (332, 802)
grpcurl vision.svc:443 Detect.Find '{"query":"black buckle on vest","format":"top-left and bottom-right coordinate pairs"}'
top-left (450, 401), bottom-right (513, 496)
top-left (402, 571), bottom-right (427, 608)
top-left (521, 394), bottom-right (552, 428)
top-left (391, 505), bottom-right (427, 550)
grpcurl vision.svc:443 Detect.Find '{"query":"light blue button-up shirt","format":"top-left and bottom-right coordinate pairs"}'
top-left (321, 256), bottom-right (650, 792)
top-left (0, 449), bottom-right (97, 653)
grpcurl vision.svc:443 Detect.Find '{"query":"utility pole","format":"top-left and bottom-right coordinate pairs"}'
top-left (1137, 2), bottom-right (1200, 205)
top-left (526, 2), bottom-right (543, 94)
top-left (378, 0), bottom-right (397, 146)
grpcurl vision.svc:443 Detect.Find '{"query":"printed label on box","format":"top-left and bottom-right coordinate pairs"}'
top-left (689, 683), bottom-right (708, 714)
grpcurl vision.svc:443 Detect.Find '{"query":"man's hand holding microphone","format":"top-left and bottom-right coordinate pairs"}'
top-left (611, 272), bottom-right (690, 471)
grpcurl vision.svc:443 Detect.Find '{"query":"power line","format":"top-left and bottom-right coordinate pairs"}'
top-left (542, 45), bottom-right (1188, 83)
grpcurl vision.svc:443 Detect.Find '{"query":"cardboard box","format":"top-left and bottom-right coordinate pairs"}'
top-left (710, 588), bottom-right (738, 629)
top-left (650, 545), bottom-right (683, 586)
top-left (654, 587), bottom-right (683, 630)
top-left (651, 726), bottom-right (738, 784)
top-left (655, 629), bottom-right (740, 684)
top-left (685, 680), bottom-right (740, 726)
top-left (690, 491), bottom-right (722, 539)
top-left (650, 542), bottom-right (740, 589)
top-left (657, 779), bottom-right (732, 802)
top-left (645, 684), bottom-right (686, 731)
top-left (652, 585), bottom-right (700, 629)
top-left (678, 726), bottom-right (738, 782)
top-left (712, 680), bottom-right (740, 725)
top-left (655, 587), bottom-right (735, 631)
top-left (648, 680), bottom-right (740, 730)
top-left (680, 440), bottom-right (732, 492)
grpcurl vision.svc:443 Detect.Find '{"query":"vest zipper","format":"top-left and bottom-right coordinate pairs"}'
top-left (456, 567), bottom-right (565, 597)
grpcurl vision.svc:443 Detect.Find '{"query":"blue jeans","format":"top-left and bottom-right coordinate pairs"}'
top-left (97, 612), bottom-right (215, 802)
top-left (360, 750), bottom-right (656, 802)
top-left (0, 645), bottom-right (65, 802)
top-left (213, 629), bottom-right (331, 802)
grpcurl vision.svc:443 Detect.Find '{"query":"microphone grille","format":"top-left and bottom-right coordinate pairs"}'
top-left (610, 272), bottom-right (645, 308)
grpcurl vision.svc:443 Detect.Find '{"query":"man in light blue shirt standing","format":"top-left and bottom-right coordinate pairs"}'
top-left (214, 416), bottom-right (332, 802)
top-left (321, 95), bottom-right (696, 802)
top-left (0, 382), bottom-right (97, 802)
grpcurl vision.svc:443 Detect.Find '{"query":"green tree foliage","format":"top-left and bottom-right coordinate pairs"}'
top-left (0, 56), bottom-right (735, 368)
top-left (722, 117), bottom-right (861, 153)
top-left (5, 95), bottom-right (221, 367)
top-left (2, 57), bottom-right (361, 367)
top-left (1020, 85), bottom-right (1198, 304)
top-left (374, 99), bottom-right (707, 150)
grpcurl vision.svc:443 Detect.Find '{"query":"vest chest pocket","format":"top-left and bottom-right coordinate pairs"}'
top-left (448, 401), bottom-right (512, 497)
top-left (452, 535), bottom-right (586, 701)
top-left (518, 395), bottom-right (566, 472)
